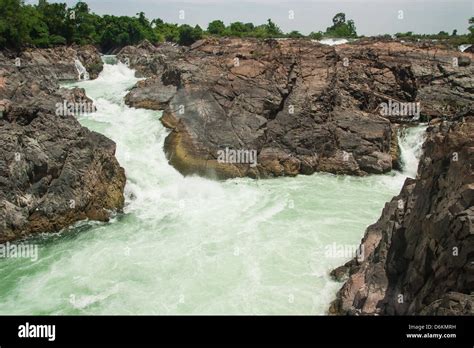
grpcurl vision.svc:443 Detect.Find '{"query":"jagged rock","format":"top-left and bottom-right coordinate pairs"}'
top-left (420, 292), bottom-right (474, 315)
top-left (117, 41), bottom-right (184, 78)
top-left (124, 76), bottom-right (177, 110)
top-left (0, 46), bottom-right (125, 243)
top-left (119, 38), bottom-right (473, 179)
top-left (329, 116), bottom-right (474, 315)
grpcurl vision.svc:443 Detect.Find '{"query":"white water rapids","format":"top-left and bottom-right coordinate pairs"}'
top-left (0, 62), bottom-right (426, 314)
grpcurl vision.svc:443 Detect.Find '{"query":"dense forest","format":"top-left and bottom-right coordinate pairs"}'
top-left (0, 0), bottom-right (472, 51)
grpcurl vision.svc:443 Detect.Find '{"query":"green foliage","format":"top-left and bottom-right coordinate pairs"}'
top-left (325, 12), bottom-right (357, 38)
top-left (177, 24), bottom-right (203, 45)
top-left (152, 19), bottom-right (178, 42)
top-left (207, 20), bottom-right (225, 35)
top-left (308, 31), bottom-right (323, 40)
top-left (0, 2), bottom-right (471, 51)
top-left (469, 17), bottom-right (474, 42)
top-left (394, 21), bottom-right (473, 45)
top-left (0, 0), bottom-right (29, 49)
top-left (288, 30), bottom-right (304, 38)
top-left (266, 19), bottom-right (282, 37)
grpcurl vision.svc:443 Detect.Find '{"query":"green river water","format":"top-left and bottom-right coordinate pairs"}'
top-left (0, 62), bottom-right (426, 314)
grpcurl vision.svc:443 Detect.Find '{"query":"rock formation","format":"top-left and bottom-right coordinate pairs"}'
top-left (329, 116), bottom-right (474, 315)
top-left (0, 46), bottom-right (125, 243)
top-left (119, 38), bottom-right (473, 179)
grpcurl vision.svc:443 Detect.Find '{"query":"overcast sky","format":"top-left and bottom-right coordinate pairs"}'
top-left (33, 0), bottom-right (473, 35)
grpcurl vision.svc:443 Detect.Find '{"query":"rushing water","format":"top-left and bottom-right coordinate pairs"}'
top-left (0, 62), bottom-right (426, 314)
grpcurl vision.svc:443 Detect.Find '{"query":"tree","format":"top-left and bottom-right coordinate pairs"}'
top-left (395, 31), bottom-right (413, 38)
top-left (207, 20), bottom-right (225, 35)
top-left (36, 0), bottom-right (68, 45)
top-left (308, 31), bottom-right (323, 40)
top-left (469, 17), bottom-right (474, 42)
top-left (288, 30), bottom-right (303, 38)
top-left (23, 4), bottom-right (50, 47)
top-left (0, 0), bottom-right (29, 49)
top-left (325, 12), bottom-right (357, 38)
top-left (347, 20), bottom-right (356, 37)
top-left (137, 11), bottom-right (148, 27)
top-left (332, 13), bottom-right (346, 27)
top-left (229, 21), bottom-right (250, 36)
top-left (266, 18), bottom-right (282, 37)
top-left (178, 24), bottom-right (202, 45)
top-left (244, 23), bottom-right (254, 32)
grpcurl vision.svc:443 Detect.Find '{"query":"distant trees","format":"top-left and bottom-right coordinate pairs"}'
top-left (308, 31), bottom-right (324, 40)
top-left (325, 12), bottom-right (357, 38)
top-left (288, 30), bottom-right (304, 38)
top-left (470, 17), bottom-right (474, 41)
top-left (394, 18), bottom-right (474, 44)
top-left (0, 0), bottom-right (29, 48)
top-left (266, 19), bottom-right (283, 37)
top-left (0, 1), bottom-right (471, 51)
top-left (207, 20), bottom-right (225, 35)
top-left (178, 25), bottom-right (203, 45)
top-left (206, 18), bottom-right (283, 38)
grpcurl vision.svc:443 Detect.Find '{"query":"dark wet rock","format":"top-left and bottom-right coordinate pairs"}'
top-left (419, 292), bottom-right (474, 315)
top-left (0, 46), bottom-right (125, 243)
top-left (117, 41), bottom-right (184, 78)
top-left (329, 116), bottom-right (474, 315)
top-left (124, 76), bottom-right (177, 110)
top-left (120, 38), bottom-right (473, 179)
top-left (330, 264), bottom-right (352, 282)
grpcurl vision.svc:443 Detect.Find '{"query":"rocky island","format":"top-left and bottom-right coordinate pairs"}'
top-left (119, 38), bottom-right (472, 179)
top-left (0, 46), bottom-right (125, 242)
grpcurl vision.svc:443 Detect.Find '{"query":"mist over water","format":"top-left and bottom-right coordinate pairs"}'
top-left (0, 62), bottom-right (426, 314)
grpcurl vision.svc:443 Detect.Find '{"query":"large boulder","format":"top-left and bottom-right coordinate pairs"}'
top-left (0, 46), bottom-right (125, 243)
top-left (119, 38), bottom-right (473, 179)
top-left (329, 115), bottom-right (474, 315)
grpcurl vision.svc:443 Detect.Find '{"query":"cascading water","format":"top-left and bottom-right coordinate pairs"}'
top-left (74, 59), bottom-right (90, 80)
top-left (398, 125), bottom-right (427, 178)
top-left (0, 61), bottom-right (427, 314)
top-left (316, 38), bottom-right (350, 46)
top-left (459, 44), bottom-right (472, 52)
top-left (101, 55), bottom-right (119, 65)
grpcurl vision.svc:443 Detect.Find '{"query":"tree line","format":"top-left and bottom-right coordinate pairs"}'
top-left (0, 0), bottom-right (472, 52)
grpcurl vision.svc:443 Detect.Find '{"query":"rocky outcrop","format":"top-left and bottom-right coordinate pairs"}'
top-left (119, 38), bottom-right (473, 179)
top-left (0, 46), bottom-right (125, 243)
top-left (329, 115), bottom-right (474, 315)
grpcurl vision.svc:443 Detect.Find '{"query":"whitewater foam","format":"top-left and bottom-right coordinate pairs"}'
top-left (0, 62), bottom-right (427, 315)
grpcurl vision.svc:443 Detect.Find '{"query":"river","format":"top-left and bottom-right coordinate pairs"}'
top-left (0, 61), bottom-right (426, 314)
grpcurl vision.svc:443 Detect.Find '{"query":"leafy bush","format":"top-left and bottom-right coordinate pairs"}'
top-left (0, 1), bottom-right (471, 51)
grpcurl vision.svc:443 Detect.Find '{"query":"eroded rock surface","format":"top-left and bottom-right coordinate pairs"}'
top-left (329, 116), bottom-right (474, 315)
top-left (0, 46), bottom-right (125, 243)
top-left (120, 38), bottom-right (473, 179)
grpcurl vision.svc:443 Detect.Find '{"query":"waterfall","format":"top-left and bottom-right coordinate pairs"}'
top-left (398, 125), bottom-right (427, 178)
top-left (0, 63), bottom-right (430, 315)
top-left (101, 55), bottom-right (118, 65)
top-left (74, 59), bottom-right (90, 80)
